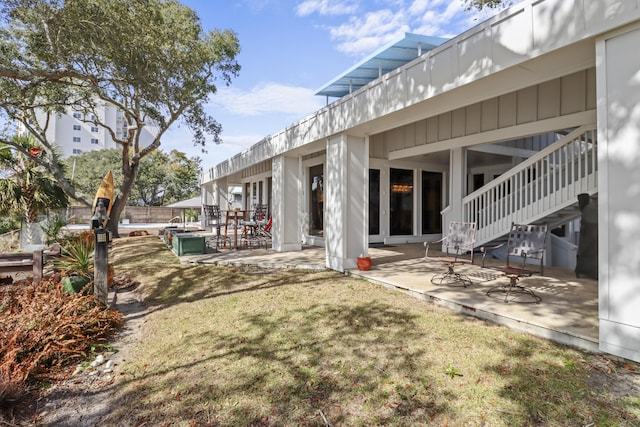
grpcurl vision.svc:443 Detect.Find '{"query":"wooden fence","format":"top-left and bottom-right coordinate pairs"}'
top-left (66, 206), bottom-right (200, 225)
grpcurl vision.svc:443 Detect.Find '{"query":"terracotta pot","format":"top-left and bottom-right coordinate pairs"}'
top-left (357, 256), bottom-right (372, 271)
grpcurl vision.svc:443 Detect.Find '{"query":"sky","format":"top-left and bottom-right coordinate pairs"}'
top-left (161, 0), bottom-right (512, 168)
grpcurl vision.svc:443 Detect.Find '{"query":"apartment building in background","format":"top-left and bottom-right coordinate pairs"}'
top-left (17, 102), bottom-right (158, 158)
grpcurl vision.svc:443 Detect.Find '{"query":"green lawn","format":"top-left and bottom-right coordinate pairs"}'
top-left (104, 236), bottom-right (640, 426)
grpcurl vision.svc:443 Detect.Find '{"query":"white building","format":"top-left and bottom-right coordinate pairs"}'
top-left (202, 0), bottom-right (640, 363)
top-left (17, 103), bottom-right (158, 158)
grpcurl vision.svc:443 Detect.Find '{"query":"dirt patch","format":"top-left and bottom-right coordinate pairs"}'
top-left (586, 355), bottom-right (640, 399)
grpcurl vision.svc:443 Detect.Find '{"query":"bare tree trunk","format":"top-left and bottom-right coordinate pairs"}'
top-left (106, 161), bottom-right (138, 238)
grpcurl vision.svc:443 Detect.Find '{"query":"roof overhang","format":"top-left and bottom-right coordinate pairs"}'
top-left (315, 33), bottom-right (448, 98)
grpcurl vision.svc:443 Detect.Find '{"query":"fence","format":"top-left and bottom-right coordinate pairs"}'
top-left (66, 206), bottom-right (200, 225)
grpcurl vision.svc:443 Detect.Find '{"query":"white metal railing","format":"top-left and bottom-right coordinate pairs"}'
top-left (464, 124), bottom-right (598, 245)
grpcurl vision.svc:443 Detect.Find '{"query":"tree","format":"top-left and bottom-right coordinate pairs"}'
top-left (133, 150), bottom-right (202, 206)
top-left (158, 150), bottom-right (202, 205)
top-left (0, 136), bottom-right (68, 244)
top-left (61, 149), bottom-right (124, 202)
top-left (0, 0), bottom-right (240, 236)
top-left (63, 148), bottom-right (201, 206)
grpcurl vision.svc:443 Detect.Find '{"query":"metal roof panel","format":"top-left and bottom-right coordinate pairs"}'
top-left (315, 33), bottom-right (448, 98)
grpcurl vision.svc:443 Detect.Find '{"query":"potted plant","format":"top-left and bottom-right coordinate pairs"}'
top-left (55, 238), bottom-right (94, 294)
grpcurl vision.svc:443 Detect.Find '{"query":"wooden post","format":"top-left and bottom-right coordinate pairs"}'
top-left (93, 229), bottom-right (109, 305)
top-left (32, 249), bottom-right (43, 284)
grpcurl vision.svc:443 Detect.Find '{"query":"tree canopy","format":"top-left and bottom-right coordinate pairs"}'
top-left (0, 0), bottom-right (240, 235)
top-left (0, 136), bottom-right (68, 224)
top-left (63, 148), bottom-right (201, 206)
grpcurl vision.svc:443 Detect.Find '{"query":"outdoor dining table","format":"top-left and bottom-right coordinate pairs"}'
top-left (223, 209), bottom-right (249, 249)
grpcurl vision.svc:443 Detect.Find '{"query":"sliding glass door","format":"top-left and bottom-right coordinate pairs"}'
top-left (309, 164), bottom-right (324, 237)
top-left (421, 171), bottom-right (442, 234)
top-left (389, 168), bottom-right (413, 235)
top-left (369, 169), bottom-right (380, 235)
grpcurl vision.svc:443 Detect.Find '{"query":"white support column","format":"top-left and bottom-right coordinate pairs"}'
top-left (444, 147), bottom-right (467, 227)
top-left (212, 177), bottom-right (229, 210)
top-left (200, 182), bottom-right (212, 229)
top-left (325, 134), bottom-right (368, 272)
top-left (596, 25), bottom-right (640, 363)
top-left (272, 155), bottom-right (302, 252)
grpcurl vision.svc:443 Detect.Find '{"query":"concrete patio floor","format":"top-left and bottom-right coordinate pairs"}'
top-left (177, 237), bottom-right (599, 354)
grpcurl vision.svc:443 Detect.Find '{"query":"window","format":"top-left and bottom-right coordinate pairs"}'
top-left (73, 125), bottom-right (81, 131)
top-left (72, 149), bottom-right (82, 154)
top-left (73, 112), bottom-right (82, 119)
top-left (90, 114), bottom-right (96, 121)
top-left (91, 126), bottom-right (99, 133)
top-left (73, 137), bottom-right (81, 143)
top-left (91, 138), bottom-right (99, 145)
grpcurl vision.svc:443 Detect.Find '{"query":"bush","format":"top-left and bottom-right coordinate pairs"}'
top-left (0, 215), bottom-right (20, 235)
top-left (0, 276), bottom-right (123, 409)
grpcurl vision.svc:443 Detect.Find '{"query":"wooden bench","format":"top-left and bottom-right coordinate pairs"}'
top-left (0, 250), bottom-right (44, 284)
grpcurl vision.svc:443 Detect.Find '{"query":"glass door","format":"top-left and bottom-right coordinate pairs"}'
top-left (369, 169), bottom-right (380, 235)
top-left (421, 171), bottom-right (442, 234)
top-left (389, 168), bottom-right (413, 235)
top-left (309, 164), bottom-right (324, 237)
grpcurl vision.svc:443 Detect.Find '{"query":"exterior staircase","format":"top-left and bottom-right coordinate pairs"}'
top-left (462, 123), bottom-right (598, 248)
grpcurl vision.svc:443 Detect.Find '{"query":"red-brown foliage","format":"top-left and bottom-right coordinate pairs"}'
top-left (0, 274), bottom-right (123, 407)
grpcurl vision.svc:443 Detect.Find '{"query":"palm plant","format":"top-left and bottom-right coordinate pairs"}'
top-left (55, 238), bottom-right (94, 279)
top-left (0, 136), bottom-right (69, 246)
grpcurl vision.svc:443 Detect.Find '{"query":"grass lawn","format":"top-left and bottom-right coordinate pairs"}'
top-left (104, 235), bottom-right (640, 426)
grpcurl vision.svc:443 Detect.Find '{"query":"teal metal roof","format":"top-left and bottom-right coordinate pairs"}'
top-left (315, 33), bottom-right (448, 98)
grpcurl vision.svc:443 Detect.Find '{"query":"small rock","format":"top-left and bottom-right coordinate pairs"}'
top-left (94, 354), bottom-right (105, 366)
top-left (73, 366), bottom-right (83, 376)
top-left (104, 360), bottom-right (114, 371)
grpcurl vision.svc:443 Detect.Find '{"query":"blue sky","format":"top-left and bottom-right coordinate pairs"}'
top-left (162, 0), bottom-right (511, 167)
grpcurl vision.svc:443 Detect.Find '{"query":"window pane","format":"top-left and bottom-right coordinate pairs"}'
top-left (389, 168), bottom-right (413, 235)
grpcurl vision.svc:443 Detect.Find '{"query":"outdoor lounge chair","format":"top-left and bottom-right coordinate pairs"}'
top-left (481, 222), bottom-right (547, 303)
top-left (424, 221), bottom-right (477, 287)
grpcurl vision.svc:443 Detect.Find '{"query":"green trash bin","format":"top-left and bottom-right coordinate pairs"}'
top-left (172, 233), bottom-right (205, 256)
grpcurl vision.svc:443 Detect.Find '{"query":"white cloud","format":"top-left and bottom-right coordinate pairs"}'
top-left (317, 0), bottom-right (491, 58)
top-left (329, 9), bottom-right (410, 56)
top-left (212, 82), bottom-right (325, 116)
top-left (296, 0), bottom-right (360, 16)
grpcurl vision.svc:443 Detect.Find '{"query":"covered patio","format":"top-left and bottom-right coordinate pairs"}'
top-left (178, 242), bottom-right (598, 354)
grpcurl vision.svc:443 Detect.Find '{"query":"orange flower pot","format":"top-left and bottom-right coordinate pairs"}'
top-left (357, 256), bottom-right (372, 271)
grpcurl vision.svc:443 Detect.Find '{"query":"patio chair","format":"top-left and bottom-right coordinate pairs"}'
top-left (240, 205), bottom-right (270, 249)
top-left (424, 221), bottom-right (477, 287)
top-left (204, 205), bottom-right (230, 251)
top-left (481, 222), bottom-right (547, 303)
